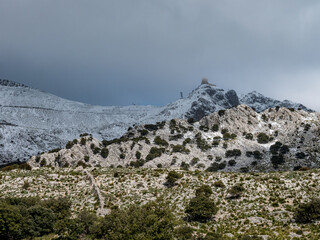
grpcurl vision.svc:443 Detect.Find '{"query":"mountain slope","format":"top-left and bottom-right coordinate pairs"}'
top-left (29, 105), bottom-right (320, 172)
top-left (0, 79), bottom-right (313, 165)
top-left (240, 91), bottom-right (312, 112)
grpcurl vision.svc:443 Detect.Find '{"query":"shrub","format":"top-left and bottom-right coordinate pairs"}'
top-left (190, 157), bottom-right (199, 166)
top-left (174, 226), bottom-right (194, 240)
top-left (271, 154), bottom-right (285, 168)
top-left (296, 152), bottom-right (307, 159)
top-left (165, 171), bottom-right (183, 187)
top-left (182, 138), bottom-right (191, 146)
top-left (211, 124), bottom-right (219, 132)
top-left (169, 134), bottom-right (184, 141)
top-left (195, 134), bottom-right (211, 151)
top-left (213, 180), bottom-right (225, 188)
top-left (195, 185), bottom-right (213, 197)
top-left (185, 188), bottom-right (217, 222)
top-left (119, 153), bottom-right (125, 159)
top-left (100, 148), bottom-right (109, 159)
top-left (180, 161), bottom-right (190, 171)
top-left (171, 145), bottom-right (190, 154)
top-left (187, 118), bottom-right (194, 124)
top-left (212, 140), bottom-right (219, 147)
top-left (228, 184), bottom-right (245, 199)
top-left (129, 159), bottom-right (145, 168)
top-left (93, 200), bottom-right (175, 239)
top-left (228, 160), bottom-right (236, 166)
top-left (84, 156), bottom-right (90, 162)
top-left (144, 124), bottom-right (158, 131)
top-left (218, 110), bottom-right (226, 116)
top-left (135, 151), bottom-right (141, 159)
top-left (66, 141), bottom-right (74, 149)
top-left (154, 136), bottom-right (169, 146)
top-left (295, 198), bottom-right (320, 223)
top-left (245, 133), bottom-right (253, 140)
top-left (80, 138), bottom-right (87, 146)
top-left (225, 149), bottom-right (241, 158)
top-left (206, 162), bottom-right (226, 172)
top-left (138, 129), bottom-right (149, 136)
top-left (257, 132), bottom-right (270, 144)
top-left (253, 150), bottom-right (262, 160)
top-left (146, 147), bottom-right (165, 161)
top-left (40, 158), bottom-right (47, 167)
top-left (93, 147), bottom-right (100, 154)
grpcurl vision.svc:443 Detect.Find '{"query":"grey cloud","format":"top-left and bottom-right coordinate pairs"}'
top-left (0, 0), bottom-right (320, 110)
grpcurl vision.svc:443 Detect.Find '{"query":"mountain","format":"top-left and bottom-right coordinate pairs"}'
top-left (28, 104), bottom-right (320, 172)
top-left (240, 91), bottom-right (312, 112)
top-left (0, 79), bottom-right (313, 165)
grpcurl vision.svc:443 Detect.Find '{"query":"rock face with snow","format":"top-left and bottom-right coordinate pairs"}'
top-left (29, 105), bottom-right (320, 172)
top-left (240, 91), bottom-right (312, 112)
top-left (0, 79), bottom-right (313, 165)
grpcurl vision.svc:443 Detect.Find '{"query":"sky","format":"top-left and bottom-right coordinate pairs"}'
top-left (1, 0), bottom-right (320, 111)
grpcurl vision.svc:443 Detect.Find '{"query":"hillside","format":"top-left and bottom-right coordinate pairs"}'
top-left (0, 79), bottom-right (312, 165)
top-left (1, 166), bottom-right (320, 239)
top-left (28, 105), bottom-right (320, 172)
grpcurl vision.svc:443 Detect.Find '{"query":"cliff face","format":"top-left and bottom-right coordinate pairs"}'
top-left (29, 105), bottom-right (320, 172)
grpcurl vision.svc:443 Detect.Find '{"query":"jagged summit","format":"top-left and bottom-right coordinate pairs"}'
top-left (159, 83), bottom-right (240, 121)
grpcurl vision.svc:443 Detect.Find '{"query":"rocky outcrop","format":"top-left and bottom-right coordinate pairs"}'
top-left (240, 91), bottom-right (313, 112)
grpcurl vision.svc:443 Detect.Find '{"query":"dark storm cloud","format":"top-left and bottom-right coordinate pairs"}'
top-left (1, 0), bottom-right (320, 110)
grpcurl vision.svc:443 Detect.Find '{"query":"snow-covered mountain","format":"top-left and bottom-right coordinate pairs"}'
top-left (29, 105), bottom-right (320, 172)
top-left (0, 79), bottom-right (312, 165)
top-left (240, 91), bottom-right (312, 112)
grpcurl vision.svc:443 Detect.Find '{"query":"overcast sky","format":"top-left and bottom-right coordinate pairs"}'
top-left (1, 0), bottom-right (320, 110)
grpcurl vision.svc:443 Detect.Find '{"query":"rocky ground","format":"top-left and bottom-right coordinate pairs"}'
top-left (1, 166), bottom-right (320, 239)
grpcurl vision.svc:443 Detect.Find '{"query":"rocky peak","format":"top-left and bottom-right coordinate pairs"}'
top-left (181, 84), bottom-right (240, 121)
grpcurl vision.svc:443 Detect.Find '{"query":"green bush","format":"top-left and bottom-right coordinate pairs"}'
top-left (180, 161), bottom-right (190, 171)
top-left (154, 136), bottom-right (169, 146)
top-left (165, 171), bottom-right (183, 187)
top-left (135, 151), bottom-right (141, 159)
top-left (100, 148), bottom-right (109, 159)
top-left (195, 185), bottom-right (213, 197)
top-left (171, 144), bottom-right (190, 154)
top-left (185, 187), bottom-right (217, 222)
top-left (129, 159), bottom-right (145, 168)
top-left (146, 147), bottom-right (165, 161)
top-left (213, 180), bottom-right (225, 188)
top-left (295, 198), bottom-right (320, 223)
top-left (211, 124), bottom-right (219, 132)
top-left (190, 157), bottom-right (200, 166)
top-left (228, 159), bottom-right (236, 166)
top-left (228, 184), bottom-right (245, 199)
top-left (257, 133), bottom-right (270, 144)
top-left (93, 199), bottom-right (175, 240)
top-left (206, 162), bottom-right (226, 172)
top-left (245, 133), bottom-right (253, 140)
top-left (225, 149), bottom-right (241, 158)
top-left (66, 141), bottom-right (74, 149)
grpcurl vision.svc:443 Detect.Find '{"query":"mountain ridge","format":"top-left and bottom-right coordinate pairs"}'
top-left (0, 78), bottom-right (315, 165)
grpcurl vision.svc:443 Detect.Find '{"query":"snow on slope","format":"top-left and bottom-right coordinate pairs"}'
top-left (240, 91), bottom-right (312, 112)
top-left (0, 79), bottom-right (313, 164)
